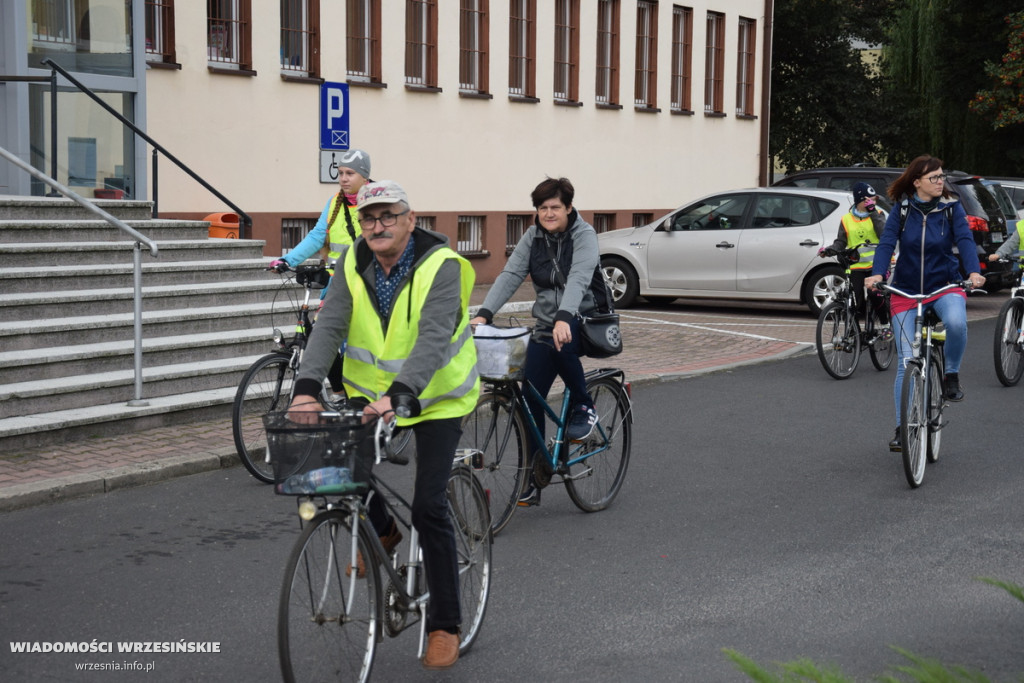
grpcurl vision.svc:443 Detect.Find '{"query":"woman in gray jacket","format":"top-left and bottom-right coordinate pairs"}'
top-left (471, 177), bottom-right (602, 505)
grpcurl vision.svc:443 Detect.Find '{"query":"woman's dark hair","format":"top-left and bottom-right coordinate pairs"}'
top-left (888, 155), bottom-right (950, 201)
top-left (531, 177), bottom-right (575, 209)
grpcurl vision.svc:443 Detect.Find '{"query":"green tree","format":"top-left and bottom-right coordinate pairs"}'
top-left (770, 0), bottom-right (901, 175)
top-left (881, 0), bottom-right (1024, 173)
top-left (970, 11), bottom-right (1024, 130)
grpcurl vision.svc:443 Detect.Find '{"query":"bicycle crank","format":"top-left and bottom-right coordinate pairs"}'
top-left (532, 450), bottom-right (553, 489)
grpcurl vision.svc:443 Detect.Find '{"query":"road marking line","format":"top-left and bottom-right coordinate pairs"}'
top-left (620, 313), bottom-right (814, 344)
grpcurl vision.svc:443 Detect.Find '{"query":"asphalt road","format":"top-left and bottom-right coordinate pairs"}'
top-left (2, 316), bottom-right (1023, 682)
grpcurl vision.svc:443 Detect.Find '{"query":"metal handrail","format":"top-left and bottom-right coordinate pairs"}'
top-left (0, 144), bottom-right (157, 407)
top-left (38, 58), bottom-right (253, 237)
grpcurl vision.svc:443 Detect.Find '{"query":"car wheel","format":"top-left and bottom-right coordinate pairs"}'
top-left (802, 265), bottom-right (844, 315)
top-left (602, 258), bottom-right (639, 308)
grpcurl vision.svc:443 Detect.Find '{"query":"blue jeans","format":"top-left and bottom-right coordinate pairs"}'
top-left (891, 292), bottom-right (967, 425)
top-left (523, 318), bottom-right (593, 455)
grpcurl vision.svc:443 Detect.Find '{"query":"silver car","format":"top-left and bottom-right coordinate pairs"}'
top-left (599, 187), bottom-right (854, 314)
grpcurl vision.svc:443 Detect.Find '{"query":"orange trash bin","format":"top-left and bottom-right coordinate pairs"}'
top-left (205, 212), bottom-right (240, 239)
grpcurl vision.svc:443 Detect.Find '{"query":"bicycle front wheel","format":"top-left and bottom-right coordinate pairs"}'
top-left (446, 465), bottom-right (492, 654)
top-left (565, 377), bottom-right (632, 512)
top-left (232, 352), bottom-right (296, 483)
top-left (900, 361), bottom-right (927, 488)
top-left (815, 302), bottom-right (861, 379)
top-left (993, 296), bottom-right (1024, 386)
top-left (458, 389), bottom-right (528, 535)
top-left (927, 349), bottom-right (944, 464)
top-left (278, 510), bottom-right (380, 683)
top-left (868, 310), bottom-right (895, 371)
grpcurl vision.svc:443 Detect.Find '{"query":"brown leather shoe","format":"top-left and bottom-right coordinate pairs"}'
top-left (346, 521), bottom-right (402, 578)
top-left (422, 630), bottom-right (459, 670)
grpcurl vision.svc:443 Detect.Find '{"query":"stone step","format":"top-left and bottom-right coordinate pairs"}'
top-left (0, 279), bottom-right (289, 320)
top-left (0, 218), bottom-right (212, 242)
top-left (0, 197), bottom-right (156, 221)
top-left (0, 388), bottom-right (239, 452)
top-left (0, 303), bottom-right (284, 351)
top-left (0, 239), bottom-right (266, 267)
top-left (0, 329), bottom-right (282, 384)
top-left (0, 258), bottom-right (279, 293)
top-left (0, 354), bottom-right (266, 418)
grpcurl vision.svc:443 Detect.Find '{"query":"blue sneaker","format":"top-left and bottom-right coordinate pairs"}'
top-left (566, 405), bottom-right (598, 442)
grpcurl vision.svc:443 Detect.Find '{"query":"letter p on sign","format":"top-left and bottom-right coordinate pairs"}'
top-left (320, 82), bottom-right (350, 150)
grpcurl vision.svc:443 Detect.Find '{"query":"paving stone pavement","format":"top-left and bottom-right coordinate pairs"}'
top-left (0, 284), bottom-right (1006, 512)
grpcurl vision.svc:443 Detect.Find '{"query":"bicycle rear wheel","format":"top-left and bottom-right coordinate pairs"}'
top-left (927, 349), bottom-right (944, 464)
top-left (565, 377), bottom-right (632, 512)
top-left (900, 361), bottom-right (927, 488)
top-left (993, 296), bottom-right (1024, 386)
top-left (233, 352), bottom-right (295, 483)
top-left (458, 389), bottom-right (527, 535)
top-left (868, 310), bottom-right (895, 371)
top-left (278, 510), bottom-right (380, 683)
top-left (815, 302), bottom-right (861, 379)
top-left (446, 465), bottom-right (492, 654)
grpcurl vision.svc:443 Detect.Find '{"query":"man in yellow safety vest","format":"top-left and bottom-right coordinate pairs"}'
top-left (287, 180), bottom-right (479, 671)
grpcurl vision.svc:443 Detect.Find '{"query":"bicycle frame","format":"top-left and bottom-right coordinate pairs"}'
top-left (507, 367), bottom-right (628, 471)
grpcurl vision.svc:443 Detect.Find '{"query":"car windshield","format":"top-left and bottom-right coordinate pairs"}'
top-left (983, 182), bottom-right (1019, 220)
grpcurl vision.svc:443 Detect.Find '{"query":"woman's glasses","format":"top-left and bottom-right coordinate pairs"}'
top-left (923, 173), bottom-right (948, 184)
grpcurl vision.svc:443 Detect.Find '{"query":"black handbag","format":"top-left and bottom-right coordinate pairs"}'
top-left (578, 311), bottom-right (622, 358)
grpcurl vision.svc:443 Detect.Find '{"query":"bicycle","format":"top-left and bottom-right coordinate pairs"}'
top-left (459, 331), bottom-right (633, 535)
top-left (993, 256), bottom-right (1024, 386)
top-left (814, 243), bottom-right (895, 379)
top-left (232, 262), bottom-right (410, 483)
top-left (267, 406), bottom-right (491, 683)
top-left (879, 281), bottom-right (973, 488)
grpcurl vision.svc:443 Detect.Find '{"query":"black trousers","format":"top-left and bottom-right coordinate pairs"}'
top-left (366, 416), bottom-right (462, 631)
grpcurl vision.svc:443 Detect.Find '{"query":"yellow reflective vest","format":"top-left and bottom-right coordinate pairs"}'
top-left (1015, 220), bottom-right (1024, 257)
top-left (840, 212), bottom-right (880, 270)
top-left (341, 246), bottom-right (479, 426)
top-left (325, 195), bottom-right (360, 272)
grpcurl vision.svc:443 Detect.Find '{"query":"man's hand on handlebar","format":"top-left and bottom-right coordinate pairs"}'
top-left (363, 396), bottom-right (393, 425)
top-left (287, 395), bottom-right (324, 424)
top-left (268, 259), bottom-right (289, 273)
top-left (864, 274), bottom-right (884, 290)
top-left (818, 246), bottom-right (838, 258)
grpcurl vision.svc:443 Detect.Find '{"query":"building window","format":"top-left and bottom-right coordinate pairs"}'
top-left (415, 215), bottom-right (436, 232)
top-left (632, 212), bottom-right (652, 227)
top-left (670, 5), bottom-right (692, 112)
top-left (208, 0), bottom-right (253, 71)
top-left (458, 215), bottom-right (485, 253)
top-left (460, 0), bottom-right (489, 94)
top-left (595, 0), bottom-right (618, 106)
top-left (281, 218), bottom-right (315, 252)
top-left (704, 11), bottom-right (724, 114)
top-left (593, 213), bottom-right (616, 233)
top-left (30, 0), bottom-right (76, 49)
top-left (145, 0), bottom-right (176, 65)
top-left (406, 0), bottom-right (438, 87)
top-left (509, 0), bottom-right (536, 98)
top-left (553, 0), bottom-right (579, 103)
top-left (348, 0), bottom-right (381, 83)
top-left (506, 214), bottom-right (531, 253)
top-left (736, 17), bottom-right (756, 117)
top-left (634, 0), bottom-right (658, 109)
top-left (281, 0), bottom-right (319, 78)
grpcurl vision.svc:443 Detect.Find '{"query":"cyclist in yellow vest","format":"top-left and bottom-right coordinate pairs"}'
top-left (269, 148), bottom-right (371, 275)
top-left (819, 182), bottom-right (891, 337)
top-left (987, 217), bottom-right (1024, 264)
top-left (288, 180), bottom-right (479, 671)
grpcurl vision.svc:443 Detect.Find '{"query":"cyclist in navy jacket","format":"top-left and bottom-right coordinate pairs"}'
top-left (865, 155), bottom-right (985, 452)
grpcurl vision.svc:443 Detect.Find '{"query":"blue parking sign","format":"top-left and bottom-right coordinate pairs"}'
top-left (320, 82), bottom-right (349, 150)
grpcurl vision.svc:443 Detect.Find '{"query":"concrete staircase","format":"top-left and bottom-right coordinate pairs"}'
top-left (0, 196), bottom-right (288, 452)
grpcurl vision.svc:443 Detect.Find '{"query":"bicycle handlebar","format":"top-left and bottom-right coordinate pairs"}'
top-left (876, 281), bottom-right (980, 299)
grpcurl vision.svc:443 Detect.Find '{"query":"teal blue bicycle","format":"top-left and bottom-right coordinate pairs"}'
top-left (458, 359), bottom-right (633, 535)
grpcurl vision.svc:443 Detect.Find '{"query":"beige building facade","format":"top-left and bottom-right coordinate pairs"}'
top-left (2, 1), bottom-right (774, 282)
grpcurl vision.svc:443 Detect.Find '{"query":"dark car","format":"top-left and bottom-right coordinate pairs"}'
top-left (774, 167), bottom-right (1013, 289)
